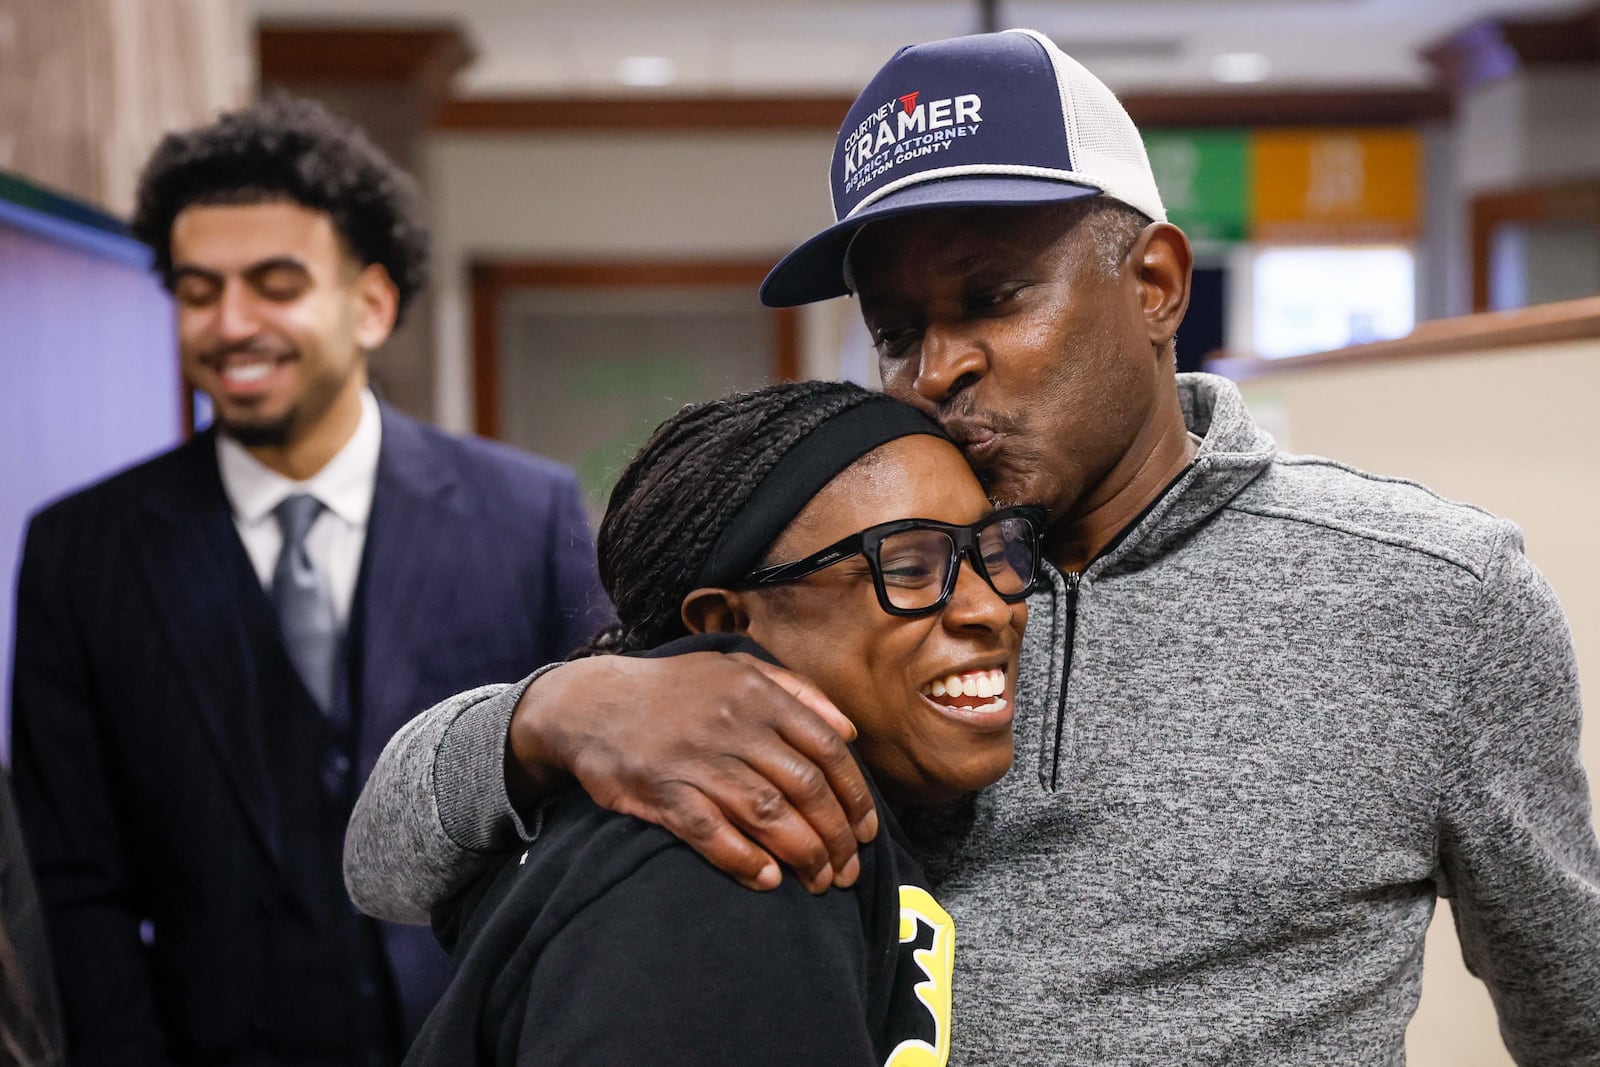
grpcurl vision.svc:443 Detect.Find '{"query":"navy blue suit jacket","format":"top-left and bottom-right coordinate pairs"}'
top-left (10, 405), bottom-right (612, 1065)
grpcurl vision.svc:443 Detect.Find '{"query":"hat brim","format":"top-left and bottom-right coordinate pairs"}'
top-left (759, 175), bottom-right (1103, 308)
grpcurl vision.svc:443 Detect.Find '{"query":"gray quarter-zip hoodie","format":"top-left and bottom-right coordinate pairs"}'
top-left (346, 374), bottom-right (1600, 1065)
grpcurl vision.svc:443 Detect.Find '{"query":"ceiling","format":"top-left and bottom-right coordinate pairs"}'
top-left (249, 0), bottom-right (1592, 96)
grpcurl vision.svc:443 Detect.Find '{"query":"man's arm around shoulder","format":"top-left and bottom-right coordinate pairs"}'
top-left (345, 672), bottom-right (544, 924)
top-left (346, 650), bottom-right (880, 922)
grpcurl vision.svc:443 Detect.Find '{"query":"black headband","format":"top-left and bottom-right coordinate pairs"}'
top-left (694, 397), bottom-right (948, 589)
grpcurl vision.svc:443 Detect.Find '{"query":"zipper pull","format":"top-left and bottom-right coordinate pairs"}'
top-left (1042, 569), bottom-right (1083, 793)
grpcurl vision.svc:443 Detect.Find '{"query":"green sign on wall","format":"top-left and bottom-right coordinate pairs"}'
top-left (1143, 129), bottom-right (1250, 243)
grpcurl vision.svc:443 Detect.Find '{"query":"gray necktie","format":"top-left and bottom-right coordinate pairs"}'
top-left (271, 493), bottom-right (339, 715)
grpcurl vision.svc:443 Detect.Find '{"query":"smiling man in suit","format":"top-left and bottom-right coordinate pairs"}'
top-left (9, 94), bottom-right (611, 1066)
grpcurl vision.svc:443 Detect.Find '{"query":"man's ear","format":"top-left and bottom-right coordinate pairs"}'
top-left (352, 263), bottom-right (400, 351)
top-left (1129, 221), bottom-right (1192, 355)
top-left (680, 588), bottom-right (752, 636)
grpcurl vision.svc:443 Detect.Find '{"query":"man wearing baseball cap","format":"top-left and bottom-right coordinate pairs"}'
top-left (347, 30), bottom-right (1600, 1063)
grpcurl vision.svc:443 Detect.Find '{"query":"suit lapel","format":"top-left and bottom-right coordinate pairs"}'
top-left (354, 406), bottom-right (462, 775)
top-left (129, 434), bottom-right (283, 862)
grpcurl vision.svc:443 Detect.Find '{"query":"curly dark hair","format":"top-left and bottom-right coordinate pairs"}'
top-left (130, 91), bottom-right (430, 323)
top-left (580, 380), bottom-right (883, 656)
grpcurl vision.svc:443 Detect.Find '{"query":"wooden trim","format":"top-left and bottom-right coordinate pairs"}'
top-left (1205, 295), bottom-right (1600, 381)
top-left (469, 258), bottom-right (797, 438)
top-left (435, 96), bottom-right (853, 132)
top-left (1424, 4), bottom-right (1600, 95)
top-left (1501, 6), bottom-right (1600, 65)
top-left (258, 23), bottom-right (474, 97)
top-left (473, 260), bottom-right (780, 290)
top-left (433, 88), bottom-right (1450, 134)
top-left (1122, 89), bottom-right (1452, 128)
top-left (1469, 179), bottom-right (1600, 312)
top-left (470, 262), bottom-right (503, 439)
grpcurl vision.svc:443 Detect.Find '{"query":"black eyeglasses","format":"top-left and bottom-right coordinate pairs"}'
top-left (740, 506), bottom-right (1046, 617)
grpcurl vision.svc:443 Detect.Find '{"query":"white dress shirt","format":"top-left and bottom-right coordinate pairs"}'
top-left (217, 389), bottom-right (382, 628)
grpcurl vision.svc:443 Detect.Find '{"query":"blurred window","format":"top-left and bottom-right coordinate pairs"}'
top-left (1251, 245), bottom-right (1415, 359)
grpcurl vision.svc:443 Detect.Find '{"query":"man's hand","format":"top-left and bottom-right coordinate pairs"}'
top-left (505, 652), bottom-right (878, 893)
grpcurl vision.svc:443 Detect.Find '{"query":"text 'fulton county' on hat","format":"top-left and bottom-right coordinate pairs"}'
top-left (759, 28), bottom-right (1167, 308)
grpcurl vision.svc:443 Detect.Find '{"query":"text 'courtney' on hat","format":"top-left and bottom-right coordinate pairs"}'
top-left (759, 28), bottom-right (1167, 308)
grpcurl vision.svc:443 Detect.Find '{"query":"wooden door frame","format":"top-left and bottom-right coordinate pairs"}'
top-left (1470, 178), bottom-right (1600, 313)
top-left (469, 258), bottom-right (799, 439)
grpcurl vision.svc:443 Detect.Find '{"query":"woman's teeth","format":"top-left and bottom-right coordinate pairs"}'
top-left (923, 668), bottom-right (1006, 701)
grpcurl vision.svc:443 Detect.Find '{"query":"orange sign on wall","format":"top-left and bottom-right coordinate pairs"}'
top-left (1250, 129), bottom-right (1420, 243)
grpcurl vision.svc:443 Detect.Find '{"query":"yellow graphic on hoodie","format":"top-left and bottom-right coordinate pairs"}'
top-left (885, 884), bottom-right (954, 1066)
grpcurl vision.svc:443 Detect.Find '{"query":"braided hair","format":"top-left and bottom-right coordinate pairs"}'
top-left (580, 380), bottom-right (884, 656)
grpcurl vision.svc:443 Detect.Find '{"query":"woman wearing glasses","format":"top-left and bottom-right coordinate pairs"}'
top-left (403, 381), bottom-right (1043, 1066)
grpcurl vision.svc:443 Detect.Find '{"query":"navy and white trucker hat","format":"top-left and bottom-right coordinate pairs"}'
top-left (760, 28), bottom-right (1166, 308)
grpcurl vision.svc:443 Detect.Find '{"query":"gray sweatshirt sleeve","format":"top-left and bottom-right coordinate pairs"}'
top-left (344, 665), bottom-right (560, 924)
top-left (1437, 522), bottom-right (1600, 1064)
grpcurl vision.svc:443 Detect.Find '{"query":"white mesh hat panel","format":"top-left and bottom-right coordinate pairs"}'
top-left (1015, 28), bottom-right (1168, 223)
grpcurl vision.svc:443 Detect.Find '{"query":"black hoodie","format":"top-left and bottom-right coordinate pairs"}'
top-left (405, 634), bottom-right (954, 1067)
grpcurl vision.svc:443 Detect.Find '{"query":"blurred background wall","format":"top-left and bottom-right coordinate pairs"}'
top-left (3, 2), bottom-right (1599, 1063)
top-left (0, 0), bottom-right (251, 767)
top-left (0, 0), bottom-right (251, 215)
